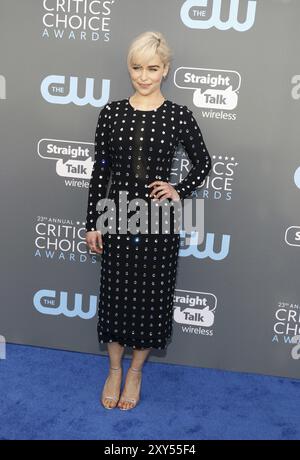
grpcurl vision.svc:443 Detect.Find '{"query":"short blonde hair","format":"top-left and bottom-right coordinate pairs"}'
top-left (127, 31), bottom-right (173, 74)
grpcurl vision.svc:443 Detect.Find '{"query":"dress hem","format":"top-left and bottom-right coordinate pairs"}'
top-left (97, 331), bottom-right (173, 350)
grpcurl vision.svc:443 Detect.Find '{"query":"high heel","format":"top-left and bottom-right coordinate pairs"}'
top-left (101, 366), bottom-right (122, 410)
top-left (118, 367), bottom-right (142, 411)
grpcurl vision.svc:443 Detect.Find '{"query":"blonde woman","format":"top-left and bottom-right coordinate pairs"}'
top-left (85, 31), bottom-right (212, 410)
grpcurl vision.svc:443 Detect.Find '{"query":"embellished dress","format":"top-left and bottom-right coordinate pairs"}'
top-left (85, 98), bottom-right (211, 349)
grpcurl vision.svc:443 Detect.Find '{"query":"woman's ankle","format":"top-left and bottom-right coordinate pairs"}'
top-left (109, 365), bottom-right (122, 371)
top-left (128, 365), bottom-right (143, 374)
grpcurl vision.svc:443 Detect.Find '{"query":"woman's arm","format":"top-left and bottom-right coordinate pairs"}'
top-left (173, 106), bottom-right (212, 200)
top-left (85, 103), bottom-right (111, 232)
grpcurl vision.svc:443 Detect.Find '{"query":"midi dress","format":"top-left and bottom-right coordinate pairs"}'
top-left (85, 97), bottom-right (212, 350)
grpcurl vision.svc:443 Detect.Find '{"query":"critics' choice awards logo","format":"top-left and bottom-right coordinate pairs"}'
top-left (173, 289), bottom-right (217, 337)
top-left (38, 139), bottom-right (94, 186)
top-left (171, 149), bottom-right (238, 201)
top-left (174, 67), bottom-right (240, 118)
top-left (180, 0), bottom-right (257, 31)
top-left (272, 301), bottom-right (300, 360)
top-left (40, 75), bottom-right (110, 107)
top-left (34, 217), bottom-right (98, 263)
top-left (42, 0), bottom-right (115, 41)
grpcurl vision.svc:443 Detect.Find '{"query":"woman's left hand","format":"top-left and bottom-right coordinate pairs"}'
top-left (148, 180), bottom-right (180, 202)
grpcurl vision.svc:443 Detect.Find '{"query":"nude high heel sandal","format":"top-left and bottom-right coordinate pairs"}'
top-left (118, 367), bottom-right (142, 411)
top-left (101, 366), bottom-right (122, 410)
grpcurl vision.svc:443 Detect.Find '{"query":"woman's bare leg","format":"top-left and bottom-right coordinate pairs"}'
top-left (102, 341), bottom-right (125, 408)
top-left (107, 341), bottom-right (125, 368)
top-left (118, 347), bottom-right (151, 409)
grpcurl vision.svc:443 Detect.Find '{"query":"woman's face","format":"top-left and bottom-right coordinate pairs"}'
top-left (128, 53), bottom-right (168, 96)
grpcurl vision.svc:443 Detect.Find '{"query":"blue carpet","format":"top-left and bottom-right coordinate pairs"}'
top-left (0, 343), bottom-right (299, 440)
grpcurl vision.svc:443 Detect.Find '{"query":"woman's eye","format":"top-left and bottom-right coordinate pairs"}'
top-left (132, 68), bottom-right (157, 71)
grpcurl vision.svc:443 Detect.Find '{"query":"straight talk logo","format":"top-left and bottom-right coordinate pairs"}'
top-left (173, 289), bottom-right (217, 337)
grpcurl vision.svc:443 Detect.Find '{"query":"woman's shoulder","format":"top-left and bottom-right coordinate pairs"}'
top-left (98, 99), bottom-right (124, 113)
top-left (103, 98), bottom-right (127, 110)
top-left (168, 99), bottom-right (193, 114)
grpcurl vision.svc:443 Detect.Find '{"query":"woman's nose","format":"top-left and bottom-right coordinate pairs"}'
top-left (141, 70), bottom-right (148, 79)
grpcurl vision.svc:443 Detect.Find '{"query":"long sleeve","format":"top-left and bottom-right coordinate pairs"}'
top-left (173, 106), bottom-right (212, 200)
top-left (85, 103), bottom-right (111, 232)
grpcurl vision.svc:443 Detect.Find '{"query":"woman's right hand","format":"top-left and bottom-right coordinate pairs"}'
top-left (85, 230), bottom-right (103, 254)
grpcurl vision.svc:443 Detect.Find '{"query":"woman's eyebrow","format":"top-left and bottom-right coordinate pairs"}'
top-left (133, 64), bottom-right (160, 68)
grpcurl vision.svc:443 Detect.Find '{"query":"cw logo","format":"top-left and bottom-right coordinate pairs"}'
top-left (0, 75), bottom-right (6, 99)
top-left (40, 75), bottom-right (110, 107)
top-left (33, 289), bottom-right (97, 319)
top-left (180, 0), bottom-right (257, 32)
top-left (179, 231), bottom-right (230, 260)
top-left (294, 166), bottom-right (300, 189)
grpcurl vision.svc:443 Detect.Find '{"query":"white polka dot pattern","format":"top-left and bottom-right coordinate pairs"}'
top-left (173, 108), bottom-right (211, 200)
top-left (85, 98), bottom-right (212, 349)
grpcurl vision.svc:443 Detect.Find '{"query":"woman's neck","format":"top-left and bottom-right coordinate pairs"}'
top-left (129, 92), bottom-right (165, 110)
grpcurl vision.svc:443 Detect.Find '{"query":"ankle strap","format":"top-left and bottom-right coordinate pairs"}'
top-left (129, 366), bottom-right (142, 372)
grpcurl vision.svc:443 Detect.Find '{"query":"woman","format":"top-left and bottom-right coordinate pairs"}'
top-left (85, 31), bottom-right (212, 410)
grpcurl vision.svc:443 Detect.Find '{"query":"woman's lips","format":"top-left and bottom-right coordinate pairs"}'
top-left (139, 83), bottom-right (151, 88)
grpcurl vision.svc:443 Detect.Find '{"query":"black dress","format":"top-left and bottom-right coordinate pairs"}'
top-left (85, 98), bottom-right (211, 350)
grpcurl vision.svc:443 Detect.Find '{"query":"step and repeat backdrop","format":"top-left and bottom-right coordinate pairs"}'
top-left (1, 0), bottom-right (300, 379)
